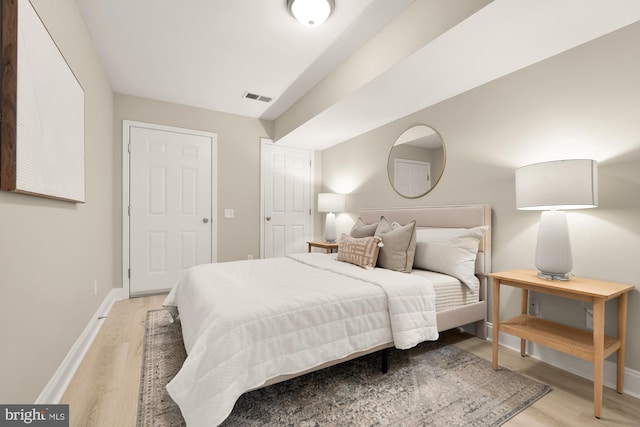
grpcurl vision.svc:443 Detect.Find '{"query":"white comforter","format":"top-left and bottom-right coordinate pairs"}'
top-left (163, 253), bottom-right (437, 427)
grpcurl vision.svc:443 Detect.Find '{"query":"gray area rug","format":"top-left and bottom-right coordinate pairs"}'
top-left (138, 309), bottom-right (550, 427)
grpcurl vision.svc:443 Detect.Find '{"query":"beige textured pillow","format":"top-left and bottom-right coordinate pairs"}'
top-left (350, 217), bottom-right (378, 238)
top-left (374, 217), bottom-right (417, 273)
top-left (337, 233), bottom-right (382, 269)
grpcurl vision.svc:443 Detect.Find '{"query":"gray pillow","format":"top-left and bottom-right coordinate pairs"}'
top-left (350, 217), bottom-right (378, 238)
top-left (374, 216), bottom-right (416, 273)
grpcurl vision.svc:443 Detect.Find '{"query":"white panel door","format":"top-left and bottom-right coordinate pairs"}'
top-left (262, 141), bottom-right (312, 258)
top-left (129, 125), bottom-right (215, 295)
top-left (394, 159), bottom-right (431, 198)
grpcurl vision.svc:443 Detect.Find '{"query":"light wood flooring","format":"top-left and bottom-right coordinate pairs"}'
top-left (61, 295), bottom-right (640, 426)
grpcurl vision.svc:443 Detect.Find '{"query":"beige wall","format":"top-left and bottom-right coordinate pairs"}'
top-left (0, 0), bottom-right (114, 402)
top-left (114, 95), bottom-right (273, 263)
top-left (322, 22), bottom-right (640, 371)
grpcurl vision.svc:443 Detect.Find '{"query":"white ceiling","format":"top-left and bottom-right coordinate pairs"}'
top-left (77, 0), bottom-right (413, 121)
top-left (78, 0), bottom-right (640, 150)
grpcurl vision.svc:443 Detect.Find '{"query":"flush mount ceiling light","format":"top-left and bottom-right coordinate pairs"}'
top-left (288, 0), bottom-right (334, 28)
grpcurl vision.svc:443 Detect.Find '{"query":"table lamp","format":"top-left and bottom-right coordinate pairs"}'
top-left (515, 159), bottom-right (598, 280)
top-left (317, 193), bottom-right (345, 243)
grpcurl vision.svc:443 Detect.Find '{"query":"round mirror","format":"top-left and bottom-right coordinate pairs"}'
top-left (387, 125), bottom-right (445, 198)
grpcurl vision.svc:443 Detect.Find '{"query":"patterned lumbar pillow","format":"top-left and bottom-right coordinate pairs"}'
top-left (337, 233), bottom-right (383, 269)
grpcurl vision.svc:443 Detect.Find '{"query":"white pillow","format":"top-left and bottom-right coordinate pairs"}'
top-left (413, 226), bottom-right (488, 292)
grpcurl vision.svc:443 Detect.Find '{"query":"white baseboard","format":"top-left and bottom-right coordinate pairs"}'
top-left (35, 288), bottom-right (124, 404)
top-left (487, 322), bottom-right (640, 399)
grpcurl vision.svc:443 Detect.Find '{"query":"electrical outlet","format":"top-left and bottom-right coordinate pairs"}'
top-left (224, 209), bottom-right (235, 218)
top-left (528, 294), bottom-right (540, 316)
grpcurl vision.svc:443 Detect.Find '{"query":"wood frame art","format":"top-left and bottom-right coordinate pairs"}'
top-left (1, 0), bottom-right (85, 202)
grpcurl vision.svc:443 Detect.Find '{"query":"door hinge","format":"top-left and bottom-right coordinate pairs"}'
top-left (128, 143), bottom-right (132, 153)
top-left (128, 205), bottom-right (131, 216)
top-left (128, 269), bottom-right (131, 278)
top-left (309, 208), bottom-right (311, 215)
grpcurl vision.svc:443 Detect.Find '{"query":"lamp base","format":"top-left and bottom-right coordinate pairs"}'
top-left (323, 212), bottom-right (337, 243)
top-left (537, 271), bottom-right (570, 281)
top-left (535, 210), bottom-right (573, 280)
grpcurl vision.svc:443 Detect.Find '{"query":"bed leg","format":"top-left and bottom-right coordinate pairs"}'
top-left (381, 349), bottom-right (388, 374)
top-left (476, 319), bottom-right (488, 340)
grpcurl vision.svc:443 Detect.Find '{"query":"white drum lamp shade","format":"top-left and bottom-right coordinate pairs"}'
top-left (317, 193), bottom-right (345, 242)
top-left (515, 159), bottom-right (598, 280)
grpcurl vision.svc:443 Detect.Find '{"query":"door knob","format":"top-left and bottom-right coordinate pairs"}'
top-left (266, 216), bottom-right (272, 221)
top-left (203, 218), bottom-right (209, 223)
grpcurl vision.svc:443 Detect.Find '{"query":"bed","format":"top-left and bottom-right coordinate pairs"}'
top-left (163, 204), bottom-right (491, 427)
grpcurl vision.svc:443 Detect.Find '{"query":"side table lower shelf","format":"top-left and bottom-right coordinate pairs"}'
top-left (501, 315), bottom-right (621, 361)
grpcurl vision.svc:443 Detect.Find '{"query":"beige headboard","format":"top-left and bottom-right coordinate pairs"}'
top-left (359, 204), bottom-right (492, 280)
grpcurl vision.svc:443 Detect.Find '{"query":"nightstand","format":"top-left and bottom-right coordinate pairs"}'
top-left (490, 269), bottom-right (634, 419)
top-left (307, 241), bottom-right (339, 253)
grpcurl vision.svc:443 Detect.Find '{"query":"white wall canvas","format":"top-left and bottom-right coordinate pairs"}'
top-left (12, 0), bottom-right (85, 202)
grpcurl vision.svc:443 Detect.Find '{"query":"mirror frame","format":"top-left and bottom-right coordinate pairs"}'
top-left (387, 124), bottom-right (446, 199)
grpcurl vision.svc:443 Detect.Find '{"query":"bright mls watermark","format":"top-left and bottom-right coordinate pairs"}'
top-left (0, 405), bottom-right (68, 426)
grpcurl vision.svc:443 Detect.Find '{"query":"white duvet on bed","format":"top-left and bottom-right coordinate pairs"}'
top-left (163, 253), bottom-right (437, 427)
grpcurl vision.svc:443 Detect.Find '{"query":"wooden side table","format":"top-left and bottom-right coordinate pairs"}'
top-left (307, 241), bottom-right (339, 253)
top-left (490, 269), bottom-right (634, 418)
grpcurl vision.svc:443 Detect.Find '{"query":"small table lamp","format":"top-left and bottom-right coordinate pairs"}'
top-left (317, 193), bottom-right (345, 243)
top-left (516, 159), bottom-right (598, 280)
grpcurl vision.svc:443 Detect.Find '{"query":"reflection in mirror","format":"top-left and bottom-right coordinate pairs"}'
top-left (387, 125), bottom-right (445, 198)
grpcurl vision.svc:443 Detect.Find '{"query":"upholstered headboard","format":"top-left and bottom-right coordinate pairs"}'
top-left (359, 205), bottom-right (492, 301)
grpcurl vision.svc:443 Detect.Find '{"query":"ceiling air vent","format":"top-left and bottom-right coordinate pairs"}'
top-left (243, 91), bottom-right (272, 103)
